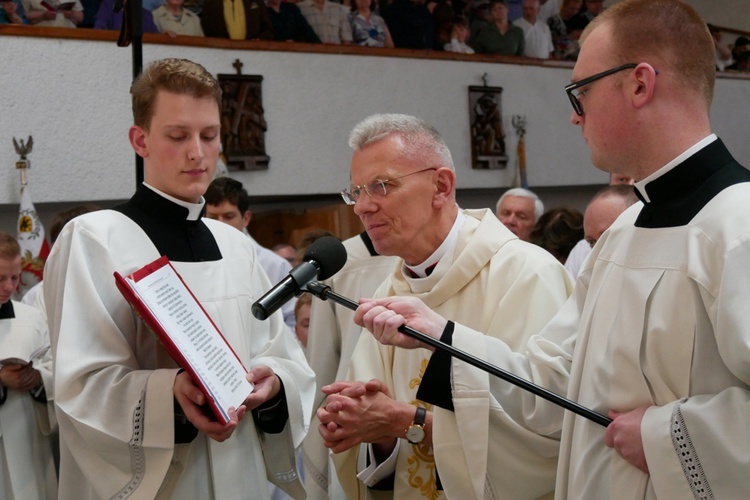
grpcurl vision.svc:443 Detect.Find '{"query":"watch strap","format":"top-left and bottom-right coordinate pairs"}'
top-left (413, 406), bottom-right (426, 426)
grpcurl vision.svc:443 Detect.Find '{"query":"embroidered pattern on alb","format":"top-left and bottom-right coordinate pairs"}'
top-left (671, 400), bottom-right (714, 500)
top-left (111, 389), bottom-right (148, 499)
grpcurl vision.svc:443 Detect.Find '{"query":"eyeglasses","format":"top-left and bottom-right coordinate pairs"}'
top-left (341, 167), bottom-right (438, 206)
top-left (565, 63), bottom-right (637, 116)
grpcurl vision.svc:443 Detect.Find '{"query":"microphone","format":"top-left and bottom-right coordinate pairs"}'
top-left (252, 236), bottom-right (347, 321)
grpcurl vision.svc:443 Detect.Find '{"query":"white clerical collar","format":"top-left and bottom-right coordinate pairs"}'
top-left (634, 134), bottom-right (717, 203)
top-left (404, 208), bottom-right (467, 279)
top-left (143, 182), bottom-right (205, 221)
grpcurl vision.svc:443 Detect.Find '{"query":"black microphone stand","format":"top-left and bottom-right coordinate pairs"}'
top-left (305, 281), bottom-right (612, 428)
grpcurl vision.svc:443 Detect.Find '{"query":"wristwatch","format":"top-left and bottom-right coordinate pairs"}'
top-left (405, 406), bottom-right (427, 445)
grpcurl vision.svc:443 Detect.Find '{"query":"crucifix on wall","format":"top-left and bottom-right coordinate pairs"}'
top-left (217, 60), bottom-right (270, 171)
top-left (468, 82), bottom-right (508, 170)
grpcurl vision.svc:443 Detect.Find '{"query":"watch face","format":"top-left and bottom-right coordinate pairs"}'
top-left (406, 425), bottom-right (426, 444)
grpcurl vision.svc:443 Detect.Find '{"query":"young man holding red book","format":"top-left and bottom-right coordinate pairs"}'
top-left (45, 58), bottom-right (314, 499)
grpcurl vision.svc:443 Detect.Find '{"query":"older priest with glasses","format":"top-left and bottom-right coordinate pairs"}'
top-left (317, 113), bottom-right (573, 499)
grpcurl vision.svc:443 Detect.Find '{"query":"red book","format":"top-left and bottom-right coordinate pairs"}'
top-left (114, 256), bottom-right (253, 425)
top-left (40, 1), bottom-right (76, 10)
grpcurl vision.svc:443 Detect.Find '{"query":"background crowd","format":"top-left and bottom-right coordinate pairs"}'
top-left (1, 0), bottom-right (748, 71)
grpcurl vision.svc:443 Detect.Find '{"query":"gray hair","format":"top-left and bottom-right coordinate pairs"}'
top-left (348, 114), bottom-right (455, 171)
top-left (496, 187), bottom-right (544, 222)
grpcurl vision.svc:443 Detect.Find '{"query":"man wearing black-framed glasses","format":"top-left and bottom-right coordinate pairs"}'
top-left (314, 113), bottom-right (573, 500)
top-left (349, 1), bottom-right (750, 499)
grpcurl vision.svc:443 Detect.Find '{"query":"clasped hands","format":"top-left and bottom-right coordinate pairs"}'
top-left (0, 362), bottom-right (42, 392)
top-left (318, 378), bottom-right (403, 456)
top-left (173, 364), bottom-right (279, 442)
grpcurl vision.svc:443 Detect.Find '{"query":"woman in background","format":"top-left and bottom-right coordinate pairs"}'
top-left (349, 0), bottom-right (393, 47)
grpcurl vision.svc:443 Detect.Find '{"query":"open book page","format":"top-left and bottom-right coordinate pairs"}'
top-left (117, 258), bottom-right (253, 424)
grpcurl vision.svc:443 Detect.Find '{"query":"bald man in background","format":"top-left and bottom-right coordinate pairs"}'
top-left (565, 185), bottom-right (638, 277)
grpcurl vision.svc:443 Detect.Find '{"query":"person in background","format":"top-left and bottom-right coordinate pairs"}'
top-left (293, 293), bottom-right (312, 349)
top-left (581, 185), bottom-right (638, 248)
top-left (349, 0), bottom-right (393, 47)
top-left (22, 0), bottom-right (83, 27)
top-left (547, 0), bottom-right (584, 60)
top-left (204, 176), bottom-right (297, 330)
top-left (295, 228), bottom-right (335, 266)
top-left (564, 184), bottom-right (638, 277)
top-left (444, 15), bottom-right (474, 53)
top-left (468, 1), bottom-right (491, 45)
top-left (267, 0), bottom-right (320, 43)
top-left (0, 0), bottom-right (28, 24)
top-left (529, 206), bottom-right (583, 264)
top-left (472, 0), bottom-right (525, 56)
top-left (576, 0), bottom-right (602, 24)
top-left (503, 0), bottom-right (521, 21)
top-left (536, 0), bottom-right (558, 23)
top-left (78, 0), bottom-right (99, 27)
top-left (94, 0), bottom-right (159, 32)
top-left (152, 0), bottom-right (204, 36)
top-left (0, 232), bottom-right (56, 500)
top-left (201, 0), bottom-right (274, 40)
top-left (272, 242), bottom-right (300, 267)
top-left (383, 0), bottom-right (433, 49)
top-left (297, 0), bottom-right (352, 44)
top-left (430, 0), bottom-right (454, 51)
top-left (514, 0), bottom-right (553, 59)
top-left (495, 186), bottom-right (543, 241)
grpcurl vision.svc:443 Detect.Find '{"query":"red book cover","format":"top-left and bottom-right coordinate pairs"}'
top-left (114, 256), bottom-right (253, 425)
top-left (40, 1), bottom-right (76, 10)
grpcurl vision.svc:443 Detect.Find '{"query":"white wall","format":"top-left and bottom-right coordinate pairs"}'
top-left (3, 35), bottom-right (750, 204)
top-left (0, 34), bottom-right (749, 231)
top-left (0, 36), bottom-right (595, 205)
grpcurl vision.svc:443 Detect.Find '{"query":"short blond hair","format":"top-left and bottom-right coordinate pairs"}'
top-left (294, 292), bottom-right (312, 319)
top-left (131, 58), bottom-right (222, 130)
top-left (0, 232), bottom-right (20, 260)
top-left (583, 0), bottom-right (715, 108)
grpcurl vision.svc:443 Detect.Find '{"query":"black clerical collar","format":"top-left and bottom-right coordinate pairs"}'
top-left (359, 231), bottom-right (380, 257)
top-left (142, 183), bottom-right (205, 221)
top-left (0, 301), bottom-right (15, 319)
top-left (130, 184), bottom-right (206, 222)
top-left (634, 135), bottom-right (717, 203)
top-left (112, 184), bottom-right (222, 262)
top-left (634, 139), bottom-right (750, 228)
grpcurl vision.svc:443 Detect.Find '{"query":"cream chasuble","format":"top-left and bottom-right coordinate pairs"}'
top-left (333, 208), bottom-right (573, 499)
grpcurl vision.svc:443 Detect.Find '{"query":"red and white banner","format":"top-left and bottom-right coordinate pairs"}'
top-left (16, 186), bottom-right (50, 299)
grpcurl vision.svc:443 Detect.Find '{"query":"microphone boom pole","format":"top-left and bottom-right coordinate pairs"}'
top-left (305, 281), bottom-right (611, 428)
